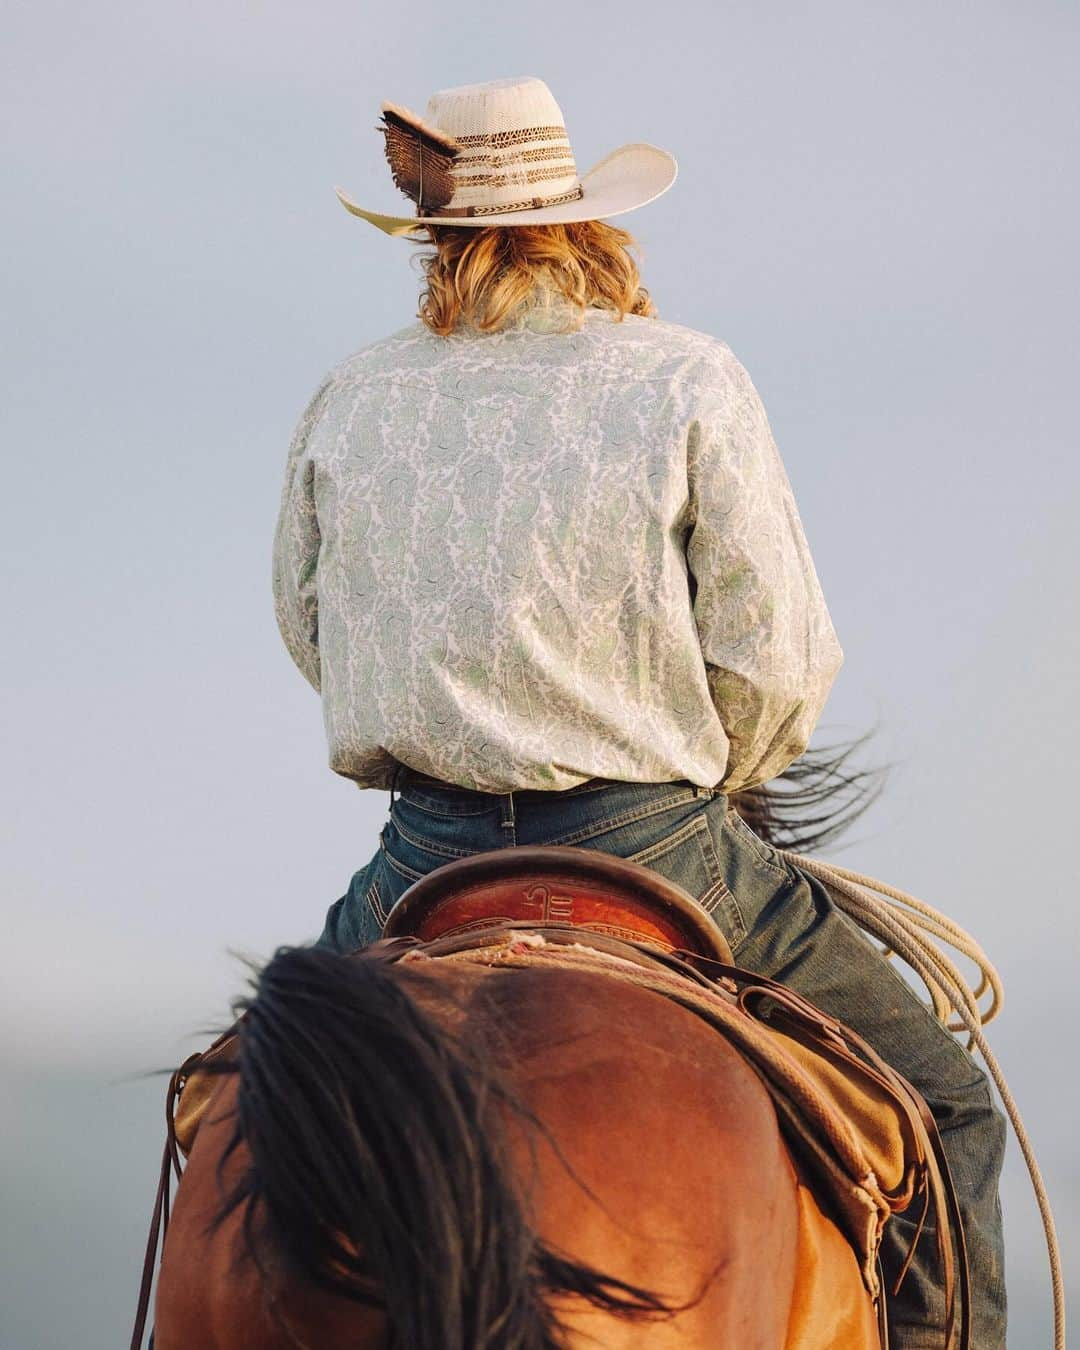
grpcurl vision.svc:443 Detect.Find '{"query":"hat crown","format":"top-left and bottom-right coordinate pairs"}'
top-left (425, 76), bottom-right (568, 140)
top-left (418, 76), bottom-right (581, 217)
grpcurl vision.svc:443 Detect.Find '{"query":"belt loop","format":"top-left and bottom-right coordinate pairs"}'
top-left (501, 790), bottom-right (516, 835)
top-left (390, 762), bottom-right (403, 809)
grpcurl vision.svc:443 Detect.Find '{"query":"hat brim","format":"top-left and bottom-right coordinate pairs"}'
top-left (334, 142), bottom-right (677, 237)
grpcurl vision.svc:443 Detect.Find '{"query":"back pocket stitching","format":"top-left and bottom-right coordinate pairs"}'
top-left (723, 808), bottom-right (792, 882)
top-left (382, 847), bottom-right (424, 883)
top-left (627, 813), bottom-right (712, 868)
top-left (366, 875), bottom-right (389, 927)
top-left (626, 816), bottom-right (747, 948)
top-left (391, 813), bottom-right (477, 861)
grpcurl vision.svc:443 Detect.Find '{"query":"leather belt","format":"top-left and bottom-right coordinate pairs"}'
top-left (394, 766), bottom-right (702, 802)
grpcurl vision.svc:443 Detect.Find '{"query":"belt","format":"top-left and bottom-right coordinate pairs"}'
top-left (395, 765), bottom-right (620, 800)
top-left (393, 764), bottom-right (712, 803)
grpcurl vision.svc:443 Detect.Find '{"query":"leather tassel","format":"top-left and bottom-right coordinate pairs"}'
top-left (378, 101), bottom-right (462, 211)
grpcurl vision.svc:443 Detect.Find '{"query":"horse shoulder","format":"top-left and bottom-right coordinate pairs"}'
top-left (153, 1075), bottom-right (385, 1350)
top-left (478, 966), bottom-right (803, 1348)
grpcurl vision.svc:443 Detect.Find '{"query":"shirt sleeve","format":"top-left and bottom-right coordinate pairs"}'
top-left (686, 349), bottom-right (843, 794)
top-left (271, 377), bottom-right (335, 692)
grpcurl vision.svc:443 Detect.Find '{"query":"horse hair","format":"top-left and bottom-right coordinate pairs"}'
top-left (211, 944), bottom-right (677, 1350)
top-left (731, 732), bottom-right (887, 854)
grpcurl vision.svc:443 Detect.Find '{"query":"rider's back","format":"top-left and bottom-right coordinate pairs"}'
top-left (272, 299), bottom-right (841, 795)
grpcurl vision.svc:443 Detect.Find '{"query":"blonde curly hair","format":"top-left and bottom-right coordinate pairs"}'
top-left (410, 219), bottom-right (657, 336)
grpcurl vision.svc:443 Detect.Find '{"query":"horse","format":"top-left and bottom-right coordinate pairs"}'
top-left (149, 851), bottom-right (887, 1348)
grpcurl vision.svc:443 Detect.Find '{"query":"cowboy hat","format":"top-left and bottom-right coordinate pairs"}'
top-left (335, 75), bottom-right (677, 237)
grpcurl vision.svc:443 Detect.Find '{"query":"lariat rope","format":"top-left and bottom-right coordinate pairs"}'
top-left (781, 852), bottom-right (1065, 1350)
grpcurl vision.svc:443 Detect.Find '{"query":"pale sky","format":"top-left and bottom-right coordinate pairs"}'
top-left (2, 2), bottom-right (1077, 1344)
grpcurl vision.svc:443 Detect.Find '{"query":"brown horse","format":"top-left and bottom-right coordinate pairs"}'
top-left (152, 940), bottom-right (881, 1348)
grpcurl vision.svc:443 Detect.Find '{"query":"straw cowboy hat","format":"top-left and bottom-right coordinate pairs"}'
top-left (335, 75), bottom-right (678, 237)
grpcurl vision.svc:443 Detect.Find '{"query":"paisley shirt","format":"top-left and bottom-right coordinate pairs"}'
top-left (272, 290), bottom-right (842, 794)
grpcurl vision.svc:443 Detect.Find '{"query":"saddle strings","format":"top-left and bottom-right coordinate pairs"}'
top-left (781, 851), bottom-right (1065, 1350)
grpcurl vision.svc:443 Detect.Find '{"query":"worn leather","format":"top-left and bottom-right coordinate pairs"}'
top-left (381, 843), bottom-right (735, 962)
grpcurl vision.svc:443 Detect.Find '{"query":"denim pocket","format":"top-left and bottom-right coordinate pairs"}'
top-left (624, 813), bottom-right (746, 948)
top-left (374, 820), bottom-right (429, 890)
top-left (721, 806), bottom-right (792, 882)
top-left (366, 832), bottom-right (426, 936)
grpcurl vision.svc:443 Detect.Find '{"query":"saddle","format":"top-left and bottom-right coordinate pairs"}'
top-left (135, 846), bottom-right (971, 1350)
top-left (380, 843), bottom-right (738, 958)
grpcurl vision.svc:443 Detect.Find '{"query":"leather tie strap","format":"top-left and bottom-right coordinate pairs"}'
top-left (129, 1035), bottom-right (235, 1350)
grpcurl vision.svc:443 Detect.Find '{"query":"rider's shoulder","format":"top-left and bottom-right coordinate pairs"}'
top-left (621, 316), bottom-right (760, 409)
top-left (623, 314), bottom-right (749, 378)
top-left (321, 322), bottom-right (433, 389)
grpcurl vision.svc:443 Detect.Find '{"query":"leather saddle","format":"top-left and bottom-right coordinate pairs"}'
top-left (381, 844), bottom-right (735, 962)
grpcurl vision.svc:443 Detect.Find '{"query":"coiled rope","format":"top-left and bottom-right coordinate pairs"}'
top-left (781, 853), bottom-right (1065, 1350)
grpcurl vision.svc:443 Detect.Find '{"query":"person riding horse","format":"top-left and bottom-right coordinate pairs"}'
top-left (269, 76), bottom-right (1007, 1346)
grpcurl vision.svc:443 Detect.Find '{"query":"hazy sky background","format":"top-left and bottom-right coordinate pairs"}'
top-left (2, 2), bottom-right (1077, 1345)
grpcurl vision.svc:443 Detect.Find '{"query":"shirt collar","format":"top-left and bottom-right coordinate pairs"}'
top-left (456, 282), bottom-right (592, 337)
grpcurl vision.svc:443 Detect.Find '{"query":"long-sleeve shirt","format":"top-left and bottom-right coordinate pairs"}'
top-left (272, 290), bottom-right (843, 794)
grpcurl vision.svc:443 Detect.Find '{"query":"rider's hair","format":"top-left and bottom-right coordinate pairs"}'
top-left (411, 220), bottom-right (656, 336)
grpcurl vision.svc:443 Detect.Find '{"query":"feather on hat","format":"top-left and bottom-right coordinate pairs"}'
top-left (378, 101), bottom-right (463, 212)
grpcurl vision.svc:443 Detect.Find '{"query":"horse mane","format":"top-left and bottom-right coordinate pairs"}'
top-left (730, 732), bottom-right (886, 854)
top-left (210, 945), bottom-right (679, 1350)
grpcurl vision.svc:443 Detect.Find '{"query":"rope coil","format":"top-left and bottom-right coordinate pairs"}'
top-left (780, 852), bottom-right (1065, 1350)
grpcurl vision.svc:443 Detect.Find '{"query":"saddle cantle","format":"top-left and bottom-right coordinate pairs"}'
top-left (381, 844), bottom-right (735, 962)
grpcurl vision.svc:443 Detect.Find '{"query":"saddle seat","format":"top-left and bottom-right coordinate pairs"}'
top-left (381, 844), bottom-right (734, 963)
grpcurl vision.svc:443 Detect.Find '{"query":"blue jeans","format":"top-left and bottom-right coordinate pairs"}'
top-left (317, 775), bottom-right (1007, 1348)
